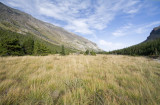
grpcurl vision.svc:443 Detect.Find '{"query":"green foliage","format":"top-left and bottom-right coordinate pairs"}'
top-left (84, 50), bottom-right (89, 55)
top-left (0, 28), bottom-right (74, 56)
top-left (60, 45), bottom-right (66, 55)
top-left (80, 52), bottom-right (83, 54)
top-left (109, 38), bottom-right (160, 56)
top-left (1, 21), bottom-right (12, 27)
top-left (0, 38), bottom-right (24, 56)
top-left (23, 38), bottom-right (34, 55)
top-left (33, 41), bottom-right (50, 56)
top-left (97, 51), bottom-right (109, 54)
top-left (90, 50), bottom-right (96, 56)
top-left (84, 50), bottom-right (96, 56)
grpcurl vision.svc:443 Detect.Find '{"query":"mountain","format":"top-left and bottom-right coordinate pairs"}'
top-left (109, 25), bottom-right (160, 56)
top-left (0, 2), bottom-right (101, 52)
top-left (145, 26), bottom-right (160, 42)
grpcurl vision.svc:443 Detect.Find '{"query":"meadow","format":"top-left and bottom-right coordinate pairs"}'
top-left (0, 55), bottom-right (160, 105)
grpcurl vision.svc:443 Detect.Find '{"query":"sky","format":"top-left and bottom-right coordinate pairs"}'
top-left (0, 0), bottom-right (160, 51)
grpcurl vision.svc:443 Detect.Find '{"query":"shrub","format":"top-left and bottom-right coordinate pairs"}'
top-left (90, 50), bottom-right (96, 56)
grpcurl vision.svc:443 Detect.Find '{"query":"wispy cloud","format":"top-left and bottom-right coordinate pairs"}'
top-left (112, 21), bottom-right (160, 37)
top-left (112, 24), bottom-right (133, 37)
top-left (135, 21), bottom-right (160, 34)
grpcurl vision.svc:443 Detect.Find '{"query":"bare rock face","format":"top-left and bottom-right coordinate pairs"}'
top-left (146, 26), bottom-right (160, 42)
top-left (0, 2), bottom-right (101, 52)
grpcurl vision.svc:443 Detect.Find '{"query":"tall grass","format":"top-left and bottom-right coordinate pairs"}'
top-left (0, 55), bottom-right (160, 105)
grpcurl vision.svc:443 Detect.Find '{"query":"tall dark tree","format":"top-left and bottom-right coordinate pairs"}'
top-left (84, 50), bottom-right (89, 55)
top-left (61, 45), bottom-right (66, 55)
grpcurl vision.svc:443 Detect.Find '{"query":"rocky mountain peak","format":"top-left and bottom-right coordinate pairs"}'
top-left (146, 26), bottom-right (160, 41)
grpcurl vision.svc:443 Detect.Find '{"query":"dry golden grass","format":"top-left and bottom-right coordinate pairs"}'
top-left (0, 54), bottom-right (160, 105)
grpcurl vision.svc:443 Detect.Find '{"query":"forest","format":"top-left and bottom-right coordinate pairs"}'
top-left (109, 38), bottom-right (160, 56)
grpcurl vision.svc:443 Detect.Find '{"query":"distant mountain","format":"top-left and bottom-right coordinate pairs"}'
top-left (109, 25), bottom-right (160, 56)
top-left (0, 2), bottom-right (101, 52)
top-left (145, 26), bottom-right (160, 42)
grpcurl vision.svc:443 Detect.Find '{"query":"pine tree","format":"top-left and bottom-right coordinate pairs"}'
top-left (1, 38), bottom-right (23, 56)
top-left (84, 50), bottom-right (89, 55)
top-left (23, 38), bottom-right (34, 55)
top-left (61, 45), bottom-right (66, 55)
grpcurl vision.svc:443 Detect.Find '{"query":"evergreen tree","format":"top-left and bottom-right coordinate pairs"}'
top-left (33, 41), bottom-right (50, 56)
top-left (61, 45), bottom-right (66, 55)
top-left (23, 38), bottom-right (34, 55)
top-left (84, 50), bottom-right (89, 55)
top-left (0, 38), bottom-right (23, 56)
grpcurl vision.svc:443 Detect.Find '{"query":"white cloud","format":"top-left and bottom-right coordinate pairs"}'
top-left (99, 40), bottom-right (125, 51)
top-left (64, 19), bottom-right (94, 34)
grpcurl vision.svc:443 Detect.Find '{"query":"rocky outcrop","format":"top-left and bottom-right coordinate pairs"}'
top-left (146, 26), bottom-right (160, 42)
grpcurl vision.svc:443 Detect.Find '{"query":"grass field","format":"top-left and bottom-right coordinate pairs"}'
top-left (0, 55), bottom-right (160, 105)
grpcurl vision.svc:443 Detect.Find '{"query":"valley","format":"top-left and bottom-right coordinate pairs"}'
top-left (0, 55), bottom-right (160, 105)
top-left (0, 1), bottom-right (160, 105)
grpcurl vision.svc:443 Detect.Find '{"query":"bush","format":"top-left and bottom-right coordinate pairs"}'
top-left (84, 50), bottom-right (96, 56)
top-left (90, 51), bottom-right (96, 56)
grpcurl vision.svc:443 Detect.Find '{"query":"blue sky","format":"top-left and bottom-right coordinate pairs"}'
top-left (0, 0), bottom-right (160, 51)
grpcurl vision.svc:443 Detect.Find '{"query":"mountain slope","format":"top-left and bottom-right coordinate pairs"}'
top-left (109, 26), bottom-right (160, 56)
top-left (0, 2), bottom-right (101, 52)
top-left (0, 28), bottom-right (75, 56)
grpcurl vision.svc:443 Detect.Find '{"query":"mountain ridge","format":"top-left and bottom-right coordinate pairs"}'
top-left (0, 2), bottom-right (101, 52)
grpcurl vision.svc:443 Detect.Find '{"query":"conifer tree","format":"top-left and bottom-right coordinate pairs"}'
top-left (84, 50), bottom-right (89, 55)
top-left (61, 45), bottom-right (66, 55)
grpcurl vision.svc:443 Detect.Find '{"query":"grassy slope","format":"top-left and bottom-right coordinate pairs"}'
top-left (0, 55), bottom-right (160, 105)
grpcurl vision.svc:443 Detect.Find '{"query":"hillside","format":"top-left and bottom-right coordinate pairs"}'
top-left (109, 26), bottom-right (160, 56)
top-left (109, 38), bottom-right (160, 56)
top-left (0, 55), bottom-right (160, 105)
top-left (0, 28), bottom-right (74, 56)
top-left (0, 2), bottom-right (101, 52)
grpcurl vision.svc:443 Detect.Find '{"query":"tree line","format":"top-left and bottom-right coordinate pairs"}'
top-left (108, 38), bottom-right (160, 56)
